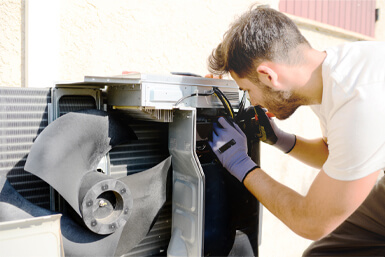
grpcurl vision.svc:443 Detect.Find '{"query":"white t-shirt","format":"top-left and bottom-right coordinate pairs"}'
top-left (311, 41), bottom-right (385, 181)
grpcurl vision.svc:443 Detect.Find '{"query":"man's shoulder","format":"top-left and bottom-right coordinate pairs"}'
top-left (326, 41), bottom-right (385, 53)
top-left (325, 41), bottom-right (385, 68)
top-left (323, 41), bottom-right (385, 97)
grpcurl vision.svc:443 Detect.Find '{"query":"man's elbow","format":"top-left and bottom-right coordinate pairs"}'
top-left (300, 229), bottom-right (328, 241)
top-left (295, 223), bottom-right (333, 241)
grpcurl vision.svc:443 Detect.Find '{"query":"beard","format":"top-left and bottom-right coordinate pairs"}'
top-left (261, 87), bottom-right (303, 120)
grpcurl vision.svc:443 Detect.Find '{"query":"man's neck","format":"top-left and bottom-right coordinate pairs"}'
top-left (298, 48), bottom-right (327, 105)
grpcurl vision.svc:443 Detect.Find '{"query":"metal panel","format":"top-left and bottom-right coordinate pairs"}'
top-left (0, 87), bottom-right (51, 209)
top-left (168, 109), bottom-right (204, 257)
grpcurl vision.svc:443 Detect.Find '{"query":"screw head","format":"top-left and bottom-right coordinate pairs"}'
top-left (99, 200), bottom-right (107, 207)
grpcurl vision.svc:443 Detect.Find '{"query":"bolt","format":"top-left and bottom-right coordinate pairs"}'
top-left (87, 200), bottom-right (93, 207)
top-left (110, 224), bottom-right (116, 229)
top-left (102, 184), bottom-right (108, 190)
top-left (99, 200), bottom-right (107, 207)
top-left (120, 188), bottom-right (126, 194)
top-left (124, 208), bottom-right (129, 214)
top-left (91, 220), bottom-right (97, 227)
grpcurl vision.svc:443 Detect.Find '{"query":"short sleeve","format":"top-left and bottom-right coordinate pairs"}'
top-left (323, 83), bottom-right (385, 180)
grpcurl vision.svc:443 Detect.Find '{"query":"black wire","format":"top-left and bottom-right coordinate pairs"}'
top-left (174, 91), bottom-right (215, 106)
top-left (174, 88), bottom-right (243, 123)
top-left (213, 87), bottom-right (235, 119)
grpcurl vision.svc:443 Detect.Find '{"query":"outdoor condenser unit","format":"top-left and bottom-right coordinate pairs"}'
top-left (0, 73), bottom-right (262, 257)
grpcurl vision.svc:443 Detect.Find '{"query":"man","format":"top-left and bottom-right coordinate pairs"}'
top-left (207, 6), bottom-right (385, 256)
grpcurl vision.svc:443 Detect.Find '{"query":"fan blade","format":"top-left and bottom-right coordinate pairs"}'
top-left (115, 156), bottom-right (172, 256)
top-left (24, 109), bottom-right (137, 234)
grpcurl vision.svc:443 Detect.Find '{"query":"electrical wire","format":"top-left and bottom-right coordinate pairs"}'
top-left (174, 90), bottom-right (215, 106)
top-left (213, 87), bottom-right (235, 119)
top-left (174, 87), bottom-right (242, 123)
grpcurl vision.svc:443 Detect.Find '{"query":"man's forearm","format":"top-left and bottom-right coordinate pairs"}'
top-left (243, 166), bottom-right (380, 240)
top-left (243, 167), bottom-right (319, 239)
top-left (288, 136), bottom-right (328, 169)
top-left (243, 136), bottom-right (329, 239)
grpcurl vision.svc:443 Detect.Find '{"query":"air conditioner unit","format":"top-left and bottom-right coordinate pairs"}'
top-left (0, 73), bottom-right (262, 257)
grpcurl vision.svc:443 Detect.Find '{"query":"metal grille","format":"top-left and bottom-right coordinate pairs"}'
top-left (109, 120), bottom-right (171, 257)
top-left (223, 91), bottom-right (240, 103)
top-left (220, 91), bottom-right (240, 110)
top-left (0, 87), bottom-right (51, 209)
top-left (125, 202), bottom-right (171, 256)
top-left (58, 95), bottom-right (96, 116)
top-left (110, 122), bottom-right (170, 177)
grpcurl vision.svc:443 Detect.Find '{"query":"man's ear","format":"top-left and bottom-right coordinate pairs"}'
top-left (256, 64), bottom-right (281, 90)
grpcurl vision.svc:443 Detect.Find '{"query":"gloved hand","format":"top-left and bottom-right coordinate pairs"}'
top-left (254, 106), bottom-right (296, 153)
top-left (209, 117), bottom-right (259, 183)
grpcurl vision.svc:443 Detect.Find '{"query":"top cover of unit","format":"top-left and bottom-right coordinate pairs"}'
top-left (84, 73), bottom-right (240, 110)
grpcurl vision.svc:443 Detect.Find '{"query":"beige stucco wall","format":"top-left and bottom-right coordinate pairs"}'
top-left (0, 0), bottom-right (24, 87)
top-left (1, 1), bottom-right (385, 256)
top-left (58, 0), bottom-right (259, 82)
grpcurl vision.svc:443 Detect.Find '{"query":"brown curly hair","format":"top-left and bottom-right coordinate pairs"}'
top-left (207, 6), bottom-right (310, 81)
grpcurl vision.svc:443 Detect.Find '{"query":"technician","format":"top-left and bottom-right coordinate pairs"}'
top-left (207, 6), bottom-right (385, 256)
